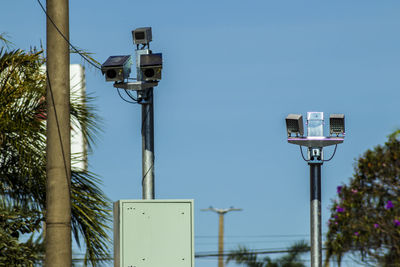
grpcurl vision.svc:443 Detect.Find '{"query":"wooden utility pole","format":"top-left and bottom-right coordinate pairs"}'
top-left (201, 207), bottom-right (242, 267)
top-left (45, 0), bottom-right (71, 265)
top-left (218, 213), bottom-right (224, 267)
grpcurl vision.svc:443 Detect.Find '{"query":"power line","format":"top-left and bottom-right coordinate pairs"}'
top-left (35, 0), bottom-right (101, 70)
top-left (68, 253), bottom-right (377, 266)
top-left (195, 234), bottom-right (312, 239)
top-left (196, 240), bottom-right (307, 246)
top-left (195, 248), bottom-right (311, 258)
top-left (36, 0), bottom-right (139, 106)
top-left (201, 206), bottom-right (242, 267)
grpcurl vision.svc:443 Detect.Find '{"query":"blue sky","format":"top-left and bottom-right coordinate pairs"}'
top-left (2, 1), bottom-right (400, 266)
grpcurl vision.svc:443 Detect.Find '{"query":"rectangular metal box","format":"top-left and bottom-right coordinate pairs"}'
top-left (101, 55), bottom-right (132, 82)
top-left (307, 112), bottom-right (324, 137)
top-left (132, 27), bottom-right (152, 45)
top-left (114, 199), bottom-right (194, 267)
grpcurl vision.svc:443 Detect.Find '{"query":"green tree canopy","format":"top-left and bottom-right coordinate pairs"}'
top-left (0, 38), bottom-right (111, 266)
top-left (325, 130), bottom-right (400, 266)
top-left (226, 240), bottom-right (309, 267)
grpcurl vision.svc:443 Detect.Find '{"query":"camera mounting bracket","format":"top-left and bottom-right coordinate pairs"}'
top-left (113, 81), bottom-right (158, 91)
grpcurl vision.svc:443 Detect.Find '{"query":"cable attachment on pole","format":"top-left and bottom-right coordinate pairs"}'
top-left (137, 88), bottom-right (153, 104)
top-left (323, 144), bottom-right (337, 162)
top-left (300, 146), bottom-right (310, 162)
top-left (308, 147), bottom-right (323, 164)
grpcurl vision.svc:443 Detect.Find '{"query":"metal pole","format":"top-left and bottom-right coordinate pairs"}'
top-left (46, 0), bottom-right (71, 265)
top-left (141, 88), bottom-right (154, 199)
top-left (134, 47), bottom-right (155, 200)
top-left (218, 213), bottom-right (224, 267)
top-left (309, 162), bottom-right (322, 267)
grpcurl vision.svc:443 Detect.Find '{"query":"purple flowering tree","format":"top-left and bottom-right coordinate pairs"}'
top-left (325, 130), bottom-right (400, 266)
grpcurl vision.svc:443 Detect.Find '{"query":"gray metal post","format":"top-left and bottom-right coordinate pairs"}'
top-left (141, 88), bottom-right (154, 199)
top-left (309, 162), bottom-right (322, 267)
top-left (135, 47), bottom-right (155, 200)
top-left (286, 112), bottom-right (345, 267)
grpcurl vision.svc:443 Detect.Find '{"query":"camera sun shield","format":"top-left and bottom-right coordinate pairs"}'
top-left (101, 55), bottom-right (132, 82)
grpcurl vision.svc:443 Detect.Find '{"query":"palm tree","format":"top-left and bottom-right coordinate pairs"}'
top-left (226, 240), bottom-right (309, 267)
top-left (0, 38), bottom-right (111, 266)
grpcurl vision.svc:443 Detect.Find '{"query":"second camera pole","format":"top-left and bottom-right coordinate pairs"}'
top-left (133, 34), bottom-right (155, 199)
top-left (132, 28), bottom-right (163, 200)
top-left (141, 92), bottom-right (154, 199)
top-left (102, 27), bottom-right (162, 199)
top-left (136, 48), bottom-right (155, 199)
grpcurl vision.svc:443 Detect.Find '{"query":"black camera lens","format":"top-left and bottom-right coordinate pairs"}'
top-left (106, 69), bottom-right (117, 79)
top-left (144, 68), bottom-right (155, 78)
top-left (135, 31), bottom-right (145, 40)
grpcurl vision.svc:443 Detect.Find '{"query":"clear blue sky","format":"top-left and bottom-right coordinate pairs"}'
top-left (2, 1), bottom-right (400, 266)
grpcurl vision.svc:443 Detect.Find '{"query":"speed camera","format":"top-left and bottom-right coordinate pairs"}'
top-left (139, 53), bottom-right (162, 81)
top-left (101, 55), bottom-right (132, 82)
top-left (132, 27), bottom-right (152, 45)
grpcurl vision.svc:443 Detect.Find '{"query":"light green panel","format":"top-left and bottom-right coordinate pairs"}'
top-left (114, 200), bottom-right (194, 267)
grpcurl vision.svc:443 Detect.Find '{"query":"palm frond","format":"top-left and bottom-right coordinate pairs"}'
top-left (71, 170), bottom-right (112, 266)
top-left (69, 47), bottom-right (101, 69)
top-left (0, 33), bottom-right (13, 48)
top-left (226, 245), bottom-right (266, 267)
top-left (0, 45), bottom-right (111, 266)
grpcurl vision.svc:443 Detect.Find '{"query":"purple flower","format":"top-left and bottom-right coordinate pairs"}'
top-left (336, 205), bottom-right (344, 213)
top-left (337, 186), bottom-right (342, 194)
top-left (394, 219), bottom-right (400, 227)
top-left (351, 188), bottom-right (358, 194)
top-left (385, 200), bottom-right (394, 210)
top-left (354, 232), bottom-right (359, 236)
top-left (374, 223), bottom-right (380, 228)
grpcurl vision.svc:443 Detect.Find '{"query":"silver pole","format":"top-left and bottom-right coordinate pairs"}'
top-left (134, 47), bottom-right (155, 200)
top-left (141, 88), bottom-right (154, 199)
top-left (309, 163), bottom-right (322, 267)
top-left (286, 112), bottom-right (345, 267)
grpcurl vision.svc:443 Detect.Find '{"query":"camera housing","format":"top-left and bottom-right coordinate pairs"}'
top-left (139, 53), bottom-right (162, 81)
top-left (132, 27), bottom-right (152, 45)
top-left (101, 55), bottom-right (132, 82)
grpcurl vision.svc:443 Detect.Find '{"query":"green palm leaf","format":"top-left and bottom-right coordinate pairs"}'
top-left (0, 43), bottom-right (111, 266)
